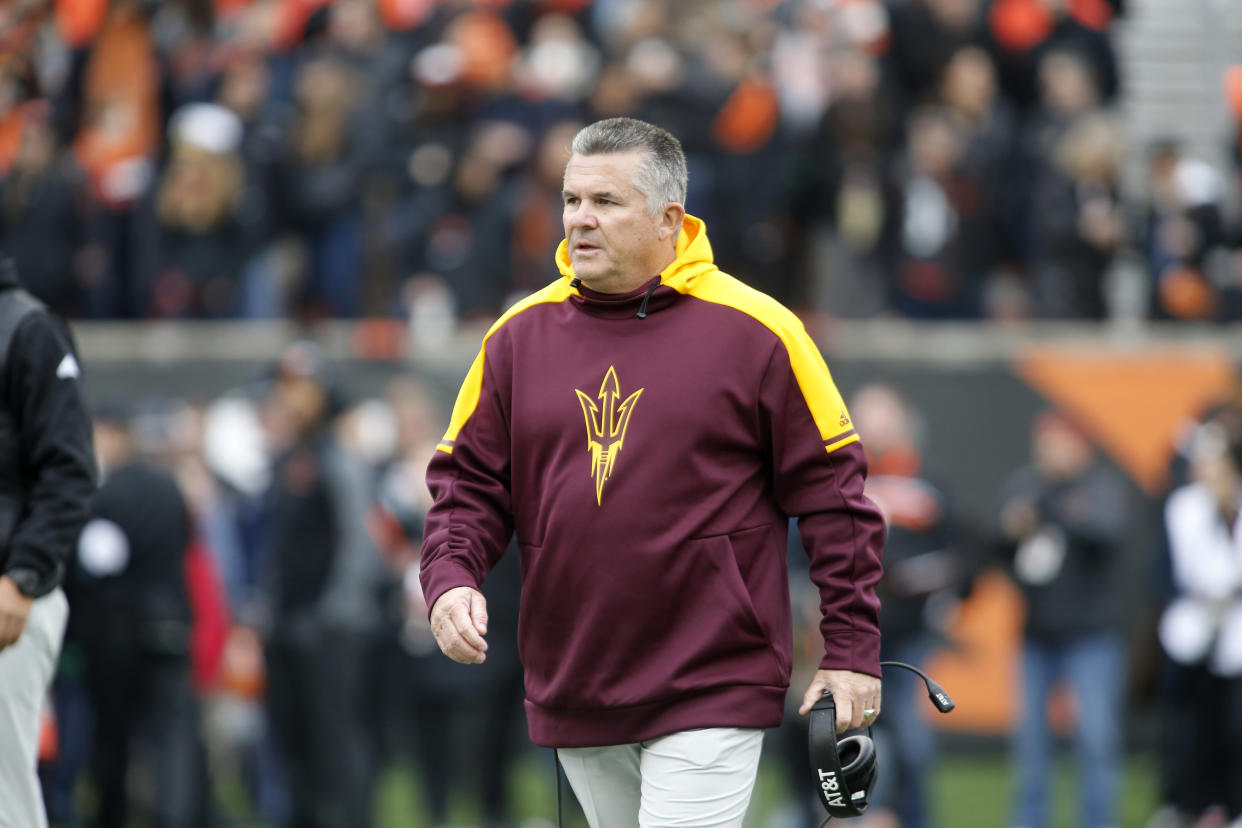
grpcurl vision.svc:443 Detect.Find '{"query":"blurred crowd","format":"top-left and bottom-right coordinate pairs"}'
top-left (46, 344), bottom-right (534, 827)
top-left (2, 0), bottom-right (1242, 324)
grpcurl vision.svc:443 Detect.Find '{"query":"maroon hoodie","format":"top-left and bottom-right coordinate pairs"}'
top-left (421, 216), bottom-right (884, 748)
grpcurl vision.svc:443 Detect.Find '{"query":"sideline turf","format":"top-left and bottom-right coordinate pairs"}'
top-left (364, 752), bottom-right (1161, 828)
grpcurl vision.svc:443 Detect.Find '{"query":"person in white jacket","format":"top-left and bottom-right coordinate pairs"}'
top-left (1160, 418), bottom-right (1242, 823)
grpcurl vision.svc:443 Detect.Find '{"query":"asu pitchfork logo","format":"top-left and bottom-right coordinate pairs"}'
top-left (575, 366), bottom-right (644, 506)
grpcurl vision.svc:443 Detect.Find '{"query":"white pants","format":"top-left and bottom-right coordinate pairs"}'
top-left (558, 727), bottom-right (764, 828)
top-left (0, 589), bottom-right (67, 828)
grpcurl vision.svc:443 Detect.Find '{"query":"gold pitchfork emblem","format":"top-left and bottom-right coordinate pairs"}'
top-left (575, 366), bottom-right (644, 506)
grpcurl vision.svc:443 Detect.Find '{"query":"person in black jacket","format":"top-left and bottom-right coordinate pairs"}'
top-left (67, 405), bottom-right (207, 828)
top-left (259, 341), bottom-right (383, 828)
top-left (0, 255), bottom-right (95, 828)
top-left (998, 409), bottom-right (1129, 828)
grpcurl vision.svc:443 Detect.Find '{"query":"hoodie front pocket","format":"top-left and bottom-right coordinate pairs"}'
top-left (515, 531), bottom-right (787, 709)
top-left (675, 530), bottom-right (786, 688)
top-left (701, 532), bottom-right (768, 643)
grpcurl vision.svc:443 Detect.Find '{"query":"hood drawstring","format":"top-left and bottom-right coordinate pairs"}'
top-left (636, 278), bottom-right (660, 319)
top-left (569, 277), bottom-right (583, 295)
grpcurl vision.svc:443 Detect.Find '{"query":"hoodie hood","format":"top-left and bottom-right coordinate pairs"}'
top-left (554, 213), bottom-right (718, 293)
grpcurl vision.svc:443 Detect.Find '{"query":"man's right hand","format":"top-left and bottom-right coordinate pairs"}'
top-left (429, 586), bottom-right (489, 664)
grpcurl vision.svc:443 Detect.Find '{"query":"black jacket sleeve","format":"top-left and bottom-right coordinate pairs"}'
top-left (3, 311), bottom-right (95, 595)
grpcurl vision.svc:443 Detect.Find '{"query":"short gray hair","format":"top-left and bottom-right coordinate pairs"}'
top-left (570, 118), bottom-right (688, 215)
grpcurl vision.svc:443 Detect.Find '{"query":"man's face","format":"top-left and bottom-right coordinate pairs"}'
top-left (562, 150), bottom-right (668, 293)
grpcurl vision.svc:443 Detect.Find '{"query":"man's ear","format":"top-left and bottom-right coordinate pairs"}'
top-left (658, 202), bottom-right (686, 241)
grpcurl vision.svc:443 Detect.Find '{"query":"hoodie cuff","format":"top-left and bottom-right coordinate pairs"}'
top-left (3, 551), bottom-right (64, 598)
top-left (419, 559), bottom-right (483, 620)
top-left (819, 629), bottom-right (882, 678)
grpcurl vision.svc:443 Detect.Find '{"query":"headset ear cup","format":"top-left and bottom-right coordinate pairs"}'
top-left (838, 734), bottom-right (875, 775)
top-left (836, 734), bottom-right (877, 811)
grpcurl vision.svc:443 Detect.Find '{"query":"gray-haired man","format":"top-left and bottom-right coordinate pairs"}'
top-left (422, 118), bottom-right (885, 825)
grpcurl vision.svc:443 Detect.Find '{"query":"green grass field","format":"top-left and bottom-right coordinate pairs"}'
top-left (928, 754), bottom-right (1160, 828)
top-left (363, 751), bottom-right (1162, 828)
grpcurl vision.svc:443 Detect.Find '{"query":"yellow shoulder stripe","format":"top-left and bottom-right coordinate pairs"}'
top-left (671, 271), bottom-right (856, 451)
top-left (440, 280), bottom-right (578, 449)
top-left (825, 432), bottom-right (861, 453)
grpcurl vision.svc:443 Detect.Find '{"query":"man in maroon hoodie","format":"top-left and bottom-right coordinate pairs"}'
top-left (420, 118), bottom-right (885, 824)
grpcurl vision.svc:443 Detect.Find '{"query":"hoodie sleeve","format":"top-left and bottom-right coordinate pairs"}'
top-left (759, 333), bottom-right (884, 677)
top-left (3, 311), bottom-right (96, 596)
top-left (420, 343), bottom-right (514, 615)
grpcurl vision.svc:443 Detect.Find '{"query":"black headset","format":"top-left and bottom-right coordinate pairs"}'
top-left (808, 660), bottom-right (955, 822)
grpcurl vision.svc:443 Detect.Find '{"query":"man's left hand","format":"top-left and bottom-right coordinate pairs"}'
top-left (0, 576), bottom-right (34, 652)
top-left (799, 668), bottom-right (882, 733)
